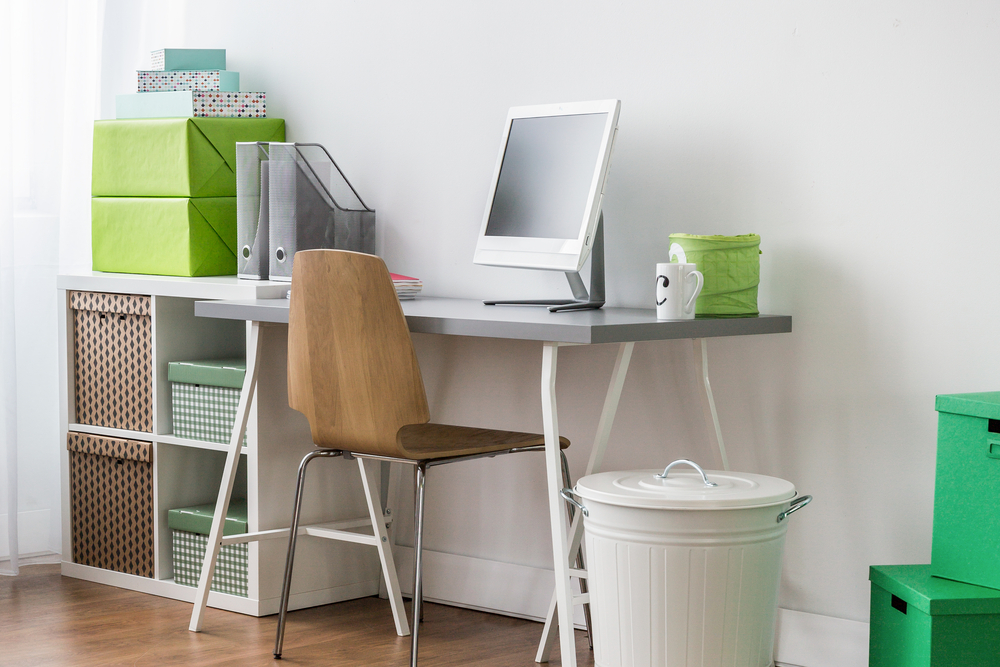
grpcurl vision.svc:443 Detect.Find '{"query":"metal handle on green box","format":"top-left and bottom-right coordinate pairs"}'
top-left (777, 495), bottom-right (812, 523)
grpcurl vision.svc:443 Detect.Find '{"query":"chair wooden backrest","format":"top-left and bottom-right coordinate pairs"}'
top-left (287, 250), bottom-right (430, 457)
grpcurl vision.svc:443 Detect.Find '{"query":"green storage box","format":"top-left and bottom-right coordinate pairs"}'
top-left (92, 197), bottom-right (237, 276)
top-left (668, 233), bottom-right (761, 317)
top-left (869, 565), bottom-right (1000, 666)
top-left (168, 359), bottom-right (246, 445)
top-left (92, 117), bottom-right (285, 197)
top-left (168, 499), bottom-right (248, 597)
top-left (931, 392), bottom-right (1000, 590)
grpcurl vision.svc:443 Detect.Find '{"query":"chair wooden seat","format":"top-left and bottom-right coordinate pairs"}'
top-left (395, 423), bottom-right (570, 460)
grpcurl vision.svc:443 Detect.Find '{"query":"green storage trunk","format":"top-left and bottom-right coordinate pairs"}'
top-left (92, 117), bottom-right (285, 197)
top-left (92, 197), bottom-right (237, 276)
top-left (931, 392), bottom-right (1000, 591)
top-left (869, 565), bottom-right (1000, 667)
top-left (168, 359), bottom-right (246, 445)
top-left (668, 233), bottom-right (761, 317)
top-left (168, 499), bottom-right (248, 597)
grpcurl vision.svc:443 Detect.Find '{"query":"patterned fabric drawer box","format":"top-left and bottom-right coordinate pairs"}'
top-left (168, 359), bottom-right (246, 445)
top-left (68, 432), bottom-right (153, 577)
top-left (70, 291), bottom-right (153, 431)
top-left (168, 499), bottom-right (248, 597)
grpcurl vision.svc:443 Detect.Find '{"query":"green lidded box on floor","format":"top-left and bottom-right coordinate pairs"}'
top-left (869, 565), bottom-right (1000, 667)
top-left (168, 359), bottom-right (246, 445)
top-left (931, 392), bottom-right (1000, 591)
top-left (169, 499), bottom-right (248, 597)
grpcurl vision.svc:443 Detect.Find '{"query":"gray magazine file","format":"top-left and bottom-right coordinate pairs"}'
top-left (267, 142), bottom-right (376, 282)
top-left (236, 142), bottom-right (270, 279)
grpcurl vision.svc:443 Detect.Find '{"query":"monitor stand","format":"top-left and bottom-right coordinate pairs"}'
top-left (484, 212), bottom-right (605, 312)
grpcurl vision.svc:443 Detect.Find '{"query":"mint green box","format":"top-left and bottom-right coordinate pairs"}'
top-left (152, 48), bottom-right (225, 71)
top-left (870, 565), bottom-right (1000, 667)
top-left (169, 499), bottom-right (247, 597)
top-left (115, 91), bottom-right (266, 120)
top-left (931, 392), bottom-right (1000, 591)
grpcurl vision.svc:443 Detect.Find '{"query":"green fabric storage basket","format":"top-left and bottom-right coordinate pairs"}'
top-left (869, 565), bottom-right (1000, 667)
top-left (168, 499), bottom-right (248, 597)
top-left (668, 233), bottom-right (760, 317)
top-left (931, 392), bottom-right (1000, 591)
top-left (168, 359), bottom-right (246, 445)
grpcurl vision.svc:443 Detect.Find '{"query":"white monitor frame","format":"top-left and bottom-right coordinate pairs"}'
top-left (473, 99), bottom-right (620, 274)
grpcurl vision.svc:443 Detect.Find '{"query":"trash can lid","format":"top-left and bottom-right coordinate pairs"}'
top-left (576, 462), bottom-right (796, 510)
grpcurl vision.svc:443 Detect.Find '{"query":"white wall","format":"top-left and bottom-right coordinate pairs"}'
top-left (98, 0), bottom-right (1000, 631)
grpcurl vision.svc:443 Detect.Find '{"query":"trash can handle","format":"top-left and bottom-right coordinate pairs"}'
top-left (654, 459), bottom-right (718, 487)
top-left (560, 488), bottom-right (589, 517)
top-left (776, 495), bottom-right (812, 523)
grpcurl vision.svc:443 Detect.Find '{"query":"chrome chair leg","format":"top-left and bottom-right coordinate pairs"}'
top-left (274, 449), bottom-right (340, 659)
top-left (560, 450), bottom-right (593, 650)
top-left (411, 462), bottom-right (427, 667)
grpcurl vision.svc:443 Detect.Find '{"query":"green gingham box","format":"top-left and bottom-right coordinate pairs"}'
top-left (168, 499), bottom-right (248, 597)
top-left (168, 359), bottom-right (246, 445)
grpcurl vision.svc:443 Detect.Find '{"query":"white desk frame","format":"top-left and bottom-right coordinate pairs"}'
top-left (188, 297), bottom-right (791, 666)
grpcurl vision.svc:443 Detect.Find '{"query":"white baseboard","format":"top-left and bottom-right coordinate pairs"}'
top-left (0, 509), bottom-right (52, 558)
top-left (394, 546), bottom-right (869, 667)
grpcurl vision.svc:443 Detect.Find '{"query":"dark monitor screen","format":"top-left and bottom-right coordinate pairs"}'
top-left (484, 112), bottom-right (609, 240)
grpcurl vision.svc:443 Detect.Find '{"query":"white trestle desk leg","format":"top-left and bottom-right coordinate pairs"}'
top-left (693, 338), bottom-right (729, 471)
top-left (358, 457), bottom-right (410, 636)
top-left (378, 461), bottom-right (403, 601)
top-left (189, 321), bottom-right (263, 632)
top-left (536, 341), bottom-right (633, 663)
top-left (541, 342), bottom-right (578, 667)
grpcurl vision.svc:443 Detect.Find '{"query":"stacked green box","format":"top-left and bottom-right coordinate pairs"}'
top-left (169, 499), bottom-right (248, 597)
top-left (91, 117), bottom-right (285, 276)
top-left (869, 565), bottom-right (1000, 667)
top-left (168, 359), bottom-right (246, 445)
top-left (931, 392), bottom-right (1000, 591)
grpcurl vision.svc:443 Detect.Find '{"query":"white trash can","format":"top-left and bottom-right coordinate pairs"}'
top-left (563, 459), bottom-right (810, 667)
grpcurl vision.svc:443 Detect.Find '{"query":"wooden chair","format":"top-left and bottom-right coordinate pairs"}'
top-left (273, 249), bottom-right (580, 666)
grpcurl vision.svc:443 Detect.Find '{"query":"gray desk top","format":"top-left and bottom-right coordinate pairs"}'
top-left (195, 297), bottom-right (791, 345)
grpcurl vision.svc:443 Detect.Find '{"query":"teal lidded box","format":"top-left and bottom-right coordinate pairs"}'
top-left (169, 499), bottom-right (248, 597)
top-left (869, 565), bottom-right (1000, 667)
top-left (931, 392), bottom-right (1000, 591)
top-left (168, 359), bottom-right (246, 445)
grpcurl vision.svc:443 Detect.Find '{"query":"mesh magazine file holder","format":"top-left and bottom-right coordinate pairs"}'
top-left (267, 142), bottom-right (376, 282)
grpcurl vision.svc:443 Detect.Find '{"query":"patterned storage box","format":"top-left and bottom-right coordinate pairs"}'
top-left (68, 432), bottom-right (153, 577)
top-left (169, 499), bottom-right (248, 596)
top-left (168, 359), bottom-right (246, 444)
top-left (70, 291), bottom-right (153, 431)
top-left (137, 69), bottom-right (240, 92)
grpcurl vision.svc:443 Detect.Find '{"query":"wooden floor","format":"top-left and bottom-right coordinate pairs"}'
top-left (0, 565), bottom-right (594, 666)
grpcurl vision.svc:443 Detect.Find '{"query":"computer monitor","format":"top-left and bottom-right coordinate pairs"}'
top-left (473, 100), bottom-right (620, 311)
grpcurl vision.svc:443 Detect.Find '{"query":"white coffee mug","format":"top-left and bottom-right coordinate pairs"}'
top-left (656, 262), bottom-right (704, 320)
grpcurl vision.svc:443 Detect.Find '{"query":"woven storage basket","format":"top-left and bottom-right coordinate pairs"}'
top-left (68, 432), bottom-right (153, 577)
top-left (70, 291), bottom-right (153, 431)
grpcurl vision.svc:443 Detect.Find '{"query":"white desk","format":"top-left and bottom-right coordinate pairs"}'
top-left (191, 296), bottom-right (792, 666)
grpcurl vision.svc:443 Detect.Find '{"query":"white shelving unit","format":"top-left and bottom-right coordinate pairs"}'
top-left (57, 273), bottom-right (383, 616)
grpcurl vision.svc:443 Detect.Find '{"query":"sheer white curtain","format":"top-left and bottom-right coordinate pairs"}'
top-left (1, 0), bottom-right (105, 576)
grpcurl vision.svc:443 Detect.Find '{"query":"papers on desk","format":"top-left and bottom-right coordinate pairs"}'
top-left (390, 273), bottom-right (422, 300)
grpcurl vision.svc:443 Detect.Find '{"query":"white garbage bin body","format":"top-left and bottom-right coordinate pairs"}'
top-left (572, 461), bottom-right (809, 667)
